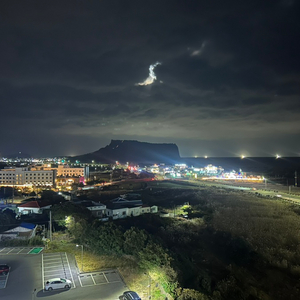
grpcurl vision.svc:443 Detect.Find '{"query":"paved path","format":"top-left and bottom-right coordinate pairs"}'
top-left (195, 179), bottom-right (300, 204)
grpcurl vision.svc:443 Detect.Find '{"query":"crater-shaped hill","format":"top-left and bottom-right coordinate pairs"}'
top-left (70, 140), bottom-right (181, 165)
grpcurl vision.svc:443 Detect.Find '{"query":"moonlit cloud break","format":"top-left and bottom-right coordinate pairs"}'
top-left (191, 41), bottom-right (206, 56)
top-left (136, 62), bottom-right (161, 86)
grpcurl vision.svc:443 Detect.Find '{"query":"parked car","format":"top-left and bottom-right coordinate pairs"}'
top-left (44, 278), bottom-right (72, 291)
top-left (0, 264), bottom-right (10, 275)
top-left (123, 291), bottom-right (141, 300)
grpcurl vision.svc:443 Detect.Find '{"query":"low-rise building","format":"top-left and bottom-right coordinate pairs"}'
top-left (75, 200), bottom-right (106, 217)
top-left (0, 222), bottom-right (37, 241)
top-left (105, 202), bottom-right (157, 220)
top-left (18, 200), bottom-right (52, 215)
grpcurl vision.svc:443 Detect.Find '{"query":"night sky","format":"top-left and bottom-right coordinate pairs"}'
top-left (1, 0), bottom-right (300, 158)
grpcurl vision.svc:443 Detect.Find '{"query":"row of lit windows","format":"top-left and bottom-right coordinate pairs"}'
top-left (25, 182), bottom-right (52, 184)
top-left (61, 172), bottom-right (83, 175)
top-left (25, 175), bottom-right (51, 178)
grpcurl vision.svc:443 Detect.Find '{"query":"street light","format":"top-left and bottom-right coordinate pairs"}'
top-left (76, 244), bottom-right (83, 273)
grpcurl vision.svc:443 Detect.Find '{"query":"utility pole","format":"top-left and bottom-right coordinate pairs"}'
top-left (265, 178), bottom-right (267, 189)
top-left (12, 177), bottom-right (15, 204)
top-left (49, 211), bottom-right (52, 241)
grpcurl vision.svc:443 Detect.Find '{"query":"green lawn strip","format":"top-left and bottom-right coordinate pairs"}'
top-left (28, 247), bottom-right (44, 254)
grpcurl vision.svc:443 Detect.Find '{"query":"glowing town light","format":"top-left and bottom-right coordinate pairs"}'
top-left (276, 154), bottom-right (281, 159)
top-left (241, 155), bottom-right (246, 159)
top-left (204, 156), bottom-right (208, 159)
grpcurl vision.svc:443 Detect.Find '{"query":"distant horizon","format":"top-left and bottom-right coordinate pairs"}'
top-left (1, 138), bottom-right (299, 159)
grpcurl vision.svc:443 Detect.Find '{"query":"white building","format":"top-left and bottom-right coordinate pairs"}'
top-left (105, 204), bottom-right (157, 220)
top-left (18, 200), bottom-right (52, 215)
top-left (0, 167), bottom-right (55, 187)
top-left (56, 165), bottom-right (84, 177)
top-left (0, 222), bottom-right (37, 241)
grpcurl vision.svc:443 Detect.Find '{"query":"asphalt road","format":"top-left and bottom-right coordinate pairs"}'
top-left (194, 179), bottom-right (300, 204)
top-left (0, 250), bottom-right (128, 300)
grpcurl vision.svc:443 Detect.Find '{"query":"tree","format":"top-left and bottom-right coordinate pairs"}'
top-left (0, 209), bottom-right (18, 232)
top-left (176, 288), bottom-right (209, 300)
top-left (51, 202), bottom-right (92, 229)
top-left (86, 222), bottom-right (124, 255)
top-left (138, 241), bottom-right (172, 270)
top-left (124, 227), bottom-right (148, 255)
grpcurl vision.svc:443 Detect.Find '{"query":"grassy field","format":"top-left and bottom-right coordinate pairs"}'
top-left (49, 179), bottom-right (300, 299)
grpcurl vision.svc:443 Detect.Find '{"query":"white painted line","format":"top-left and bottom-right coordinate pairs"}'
top-left (6, 249), bottom-right (14, 254)
top-left (44, 270), bottom-right (71, 274)
top-left (79, 281), bottom-right (111, 288)
top-left (46, 256), bottom-right (60, 260)
top-left (3, 267), bottom-right (11, 289)
top-left (27, 248), bottom-right (34, 254)
top-left (81, 283), bottom-right (95, 287)
top-left (43, 261), bottom-right (66, 265)
top-left (17, 248), bottom-right (25, 254)
top-left (77, 275), bottom-right (83, 287)
top-left (103, 273), bottom-right (109, 283)
top-left (42, 253), bottom-right (45, 290)
top-left (91, 274), bottom-right (96, 285)
top-left (43, 259), bottom-right (63, 262)
top-left (65, 252), bottom-right (76, 288)
top-left (43, 265), bottom-right (65, 268)
top-left (0, 248), bottom-right (7, 253)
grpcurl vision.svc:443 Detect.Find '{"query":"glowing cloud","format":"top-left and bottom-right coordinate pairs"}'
top-left (191, 41), bottom-right (206, 56)
top-left (136, 62), bottom-right (161, 86)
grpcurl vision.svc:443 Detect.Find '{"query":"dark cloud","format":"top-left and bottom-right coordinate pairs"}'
top-left (0, 0), bottom-right (300, 157)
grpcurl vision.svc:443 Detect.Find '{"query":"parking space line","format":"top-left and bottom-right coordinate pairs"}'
top-left (27, 248), bottom-right (33, 254)
top-left (78, 275), bottom-right (83, 287)
top-left (43, 265), bottom-right (62, 270)
top-left (42, 253), bottom-right (45, 290)
top-left (44, 256), bottom-right (63, 260)
top-left (44, 269), bottom-right (66, 273)
top-left (0, 248), bottom-right (7, 253)
top-left (6, 249), bottom-right (14, 254)
top-left (103, 273), bottom-right (109, 283)
top-left (43, 254), bottom-right (62, 258)
top-left (81, 283), bottom-right (95, 287)
top-left (3, 273), bottom-right (9, 289)
top-left (65, 252), bottom-right (76, 288)
top-left (17, 248), bottom-right (25, 254)
top-left (91, 274), bottom-right (96, 285)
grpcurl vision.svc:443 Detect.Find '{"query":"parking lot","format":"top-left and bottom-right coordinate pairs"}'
top-left (0, 247), bottom-right (43, 255)
top-left (0, 249), bottom-right (128, 300)
top-left (42, 252), bottom-right (76, 289)
top-left (0, 247), bottom-right (42, 291)
top-left (78, 270), bottom-right (123, 287)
